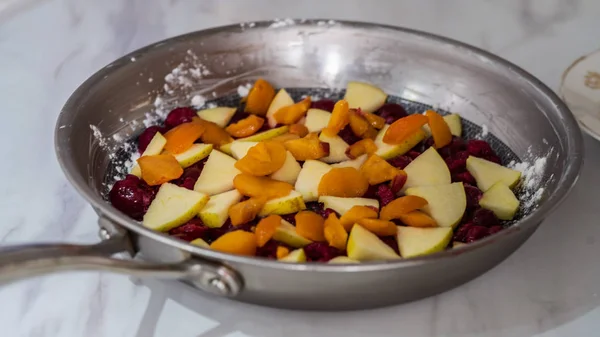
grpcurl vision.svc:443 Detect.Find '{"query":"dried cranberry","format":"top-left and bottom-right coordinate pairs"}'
top-left (467, 140), bottom-right (499, 162)
top-left (377, 103), bottom-right (408, 124)
top-left (304, 242), bottom-right (344, 262)
top-left (169, 219), bottom-right (210, 242)
top-left (453, 171), bottom-right (476, 185)
top-left (363, 184), bottom-right (380, 199)
top-left (453, 223), bottom-right (472, 242)
top-left (305, 202), bottom-right (337, 218)
top-left (407, 151), bottom-right (422, 160)
top-left (109, 175), bottom-right (157, 220)
top-left (472, 209), bottom-right (501, 228)
top-left (465, 225), bottom-right (489, 243)
top-left (338, 125), bottom-right (361, 145)
top-left (281, 213), bottom-right (296, 225)
top-left (380, 236), bottom-right (400, 255)
top-left (488, 226), bottom-right (503, 235)
top-left (137, 126), bottom-right (165, 154)
top-left (172, 159), bottom-right (206, 190)
top-left (310, 99), bottom-right (335, 112)
top-left (256, 240), bottom-right (285, 259)
top-left (164, 107), bottom-right (197, 129)
top-left (376, 184), bottom-right (395, 207)
top-left (445, 151), bottom-right (470, 174)
top-left (228, 109), bottom-right (247, 125)
top-left (464, 184), bottom-right (483, 210)
top-left (437, 136), bottom-right (466, 158)
top-left (387, 155), bottom-right (412, 169)
top-left (486, 154), bottom-right (502, 164)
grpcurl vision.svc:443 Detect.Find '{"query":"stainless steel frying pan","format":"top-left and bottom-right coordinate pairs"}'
top-left (0, 20), bottom-right (583, 310)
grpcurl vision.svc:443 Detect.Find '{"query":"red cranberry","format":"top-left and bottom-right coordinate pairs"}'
top-left (390, 174), bottom-right (407, 194)
top-left (453, 171), bottom-right (476, 185)
top-left (305, 202), bottom-right (338, 218)
top-left (109, 175), bottom-right (157, 220)
top-left (169, 218), bottom-right (210, 242)
top-left (465, 225), bottom-right (489, 243)
top-left (437, 136), bottom-right (467, 158)
top-left (310, 99), bottom-right (335, 112)
top-left (228, 109), bottom-right (248, 125)
top-left (363, 184), bottom-right (380, 199)
top-left (380, 236), bottom-right (400, 255)
top-left (281, 214), bottom-right (296, 225)
top-left (488, 226), bottom-right (503, 235)
top-left (464, 184), bottom-right (483, 210)
top-left (445, 151), bottom-right (470, 174)
top-left (407, 151), bottom-right (422, 159)
top-left (172, 158), bottom-right (206, 190)
top-left (256, 240), bottom-right (287, 259)
top-left (467, 140), bottom-right (500, 164)
top-left (472, 209), bottom-right (501, 227)
top-left (376, 184), bottom-right (395, 207)
top-left (377, 103), bottom-right (408, 124)
top-left (338, 125), bottom-right (361, 145)
top-left (137, 126), bottom-right (165, 153)
top-left (164, 107), bottom-right (197, 129)
top-left (453, 223), bottom-right (472, 242)
top-left (304, 242), bottom-right (344, 262)
top-left (388, 155), bottom-right (412, 169)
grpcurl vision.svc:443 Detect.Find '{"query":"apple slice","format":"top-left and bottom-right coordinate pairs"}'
top-left (270, 151), bottom-right (302, 184)
top-left (220, 126), bottom-right (290, 154)
top-left (266, 89), bottom-right (295, 127)
top-left (173, 143), bottom-right (213, 168)
top-left (479, 182), bottom-right (520, 220)
top-left (318, 133), bottom-right (350, 163)
top-left (328, 256), bottom-right (360, 264)
top-left (190, 238), bottom-right (209, 248)
top-left (466, 156), bottom-right (521, 192)
top-left (422, 113), bottom-right (462, 137)
top-left (198, 189), bottom-right (243, 228)
top-left (229, 141), bottom-right (259, 160)
top-left (278, 248), bottom-right (307, 262)
top-left (304, 108), bottom-right (332, 133)
top-left (273, 219), bottom-right (312, 248)
top-left (347, 225), bottom-right (400, 261)
top-left (318, 196), bottom-right (379, 215)
top-left (396, 226), bottom-right (452, 258)
top-left (143, 183), bottom-right (209, 232)
top-left (131, 132), bottom-right (167, 177)
top-left (331, 154), bottom-right (368, 170)
top-left (295, 160), bottom-right (332, 202)
top-left (405, 182), bottom-right (466, 228)
top-left (259, 190), bottom-right (306, 216)
top-left (375, 124), bottom-right (427, 160)
top-left (196, 107), bottom-right (237, 127)
top-left (193, 150), bottom-right (241, 195)
top-left (402, 147), bottom-right (451, 190)
top-left (343, 81), bottom-right (388, 113)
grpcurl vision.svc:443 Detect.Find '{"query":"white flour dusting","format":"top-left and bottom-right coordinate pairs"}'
top-left (237, 83), bottom-right (252, 97)
top-left (509, 146), bottom-right (551, 212)
top-left (480, 124), bottom-right (489, 137)
top-left (190, 95), bottom-right (206, 108)
top-left (269, 18), bottom-right (295, 28)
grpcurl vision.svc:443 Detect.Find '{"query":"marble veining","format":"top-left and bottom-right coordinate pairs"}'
top-left (0, 0), bottom-right (599, 336)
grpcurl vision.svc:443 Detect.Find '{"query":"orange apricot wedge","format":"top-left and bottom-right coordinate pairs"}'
top-left (348, 111), bottom-right (370, 137)
top-left (345, 138), bottom-right (378, 159)
top-left (380, 195), bottom-right (429, 221)
top-left (425, 110), bottom-right (452, 148)
top-left (137, 154), bottom-right (183, 186)
top-left (318, 167), bottom-right (369, 198)
top-left (289, 123), bottom-right (309, 137)
top-left (274, 97), bottom-right (311, 125)
top-left (235, 141), bottom-right (287, 176)
top-left (228, 197), bottom-right (267, 226)
top-left (382, 114), bottom-right (429, 144)
top-left (356, 218), bottom-right (397, 236)
top-left (225, 115), bottom-right (265, 138)
top-left (255, 215), bottom-right (282, 247)
top-left (233, 174), bottom-right (294, 199)
top-left (276, 246), bottom-right (290, 259)
top-left (360, 111), bottom-right (386, 129)
top-left (322, 100), bottom-right (350, 136)
top-left (210, 230), bottom-right (257, 256)
top-left (396, 211), bottom-right (437, 227)
top-left (244, 78), bottom-right (276, 116)
top-left (295, 211), bottom-right (326, 241)
top-left (324, 213), bottom-right (348, 250)
top-left (360, 154), bottom-right (403, 185)
top-left (339, 205), bottom-right (379, 232)
top-left (197, 119), bottom-right (233, 147)
top-left (163, 121), bottom-right (205, 154)
top-left (284, 133), bottom-right (330, 161)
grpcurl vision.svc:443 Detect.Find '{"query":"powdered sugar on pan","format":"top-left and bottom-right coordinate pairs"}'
top-left (509, 146), bottom-right (552, 213)
top-left (237, 83), bottom-right (252, 97)
top-left (190, 94), bottom-right (206, 108)
top-left (269, 18), bottom-right (295, 28)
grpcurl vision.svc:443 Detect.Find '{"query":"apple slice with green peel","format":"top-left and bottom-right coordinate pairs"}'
top-left (270, 151), bottom-right (302, 184)
top-left (199, 189), bottom-right (243, 228)
top-left (131, 132), bottom-right (167, 177)
top-left (143, 183), bottom-right (209, 232)
top-left (466, 156), bottom-right (521, 192)
top-left (479, 182), bottom-right (520, 220)
top-left (452, 241), bottom-right (467, 248)
top-left (375, 124), bottom-right (427, 159)
top-left (347, 225), bottom-right (400, 261)
top-left (318, 196), bottom-right (379, 215)
top-left (304, 108), bottom-right (332, 133)
top-left (266, 89), bottom-right (295, 127)
top-left (328, 256), bottom-right (360, 264)
top-left (229, 141), bottom-right (259, 160)
top-left (343, 81), bottom-right (388, 113)
top-left (278, 248), bottom-right (307, 262)
top-left (173, 143), bottom-right (213, 168)
top-left (220, 126), bottom-right (290, 154)
top-left (190, 238), bottom-right (209, 248)
top-left (422, 113), bottom-right (462, 137)
top-left (318, 133), bottom-right (350, 163)
top-left (259, 190), bottom-right (306, 216)
top-left (402, 147), bottom-right (451, 191)
top-left (405, 182), bottom-right (466, 228)
top-left (193, 150), bottom-right (241, 195)
top-left (331, 154), bottom-right (368, 170)
top-left (196, 107), bottom-right (237, 127)
top-left (295, 160), bottom-right (332, 202)
top-left (396, 226), bottom-right (452, 258)
top-left (273, 219), bottom-right (312, 248)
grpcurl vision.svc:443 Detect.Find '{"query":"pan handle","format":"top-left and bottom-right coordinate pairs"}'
top-left (0, 219), bottom-right (242, 297)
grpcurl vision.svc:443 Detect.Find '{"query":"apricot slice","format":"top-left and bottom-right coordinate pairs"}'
top-left (274, 97), bottom-right (311, 125)
top-left (380, 195), bottom-right (429, 220)
top-left (322, 100), bottom-right (350, 136)
top-left (345, 138), bottom-right (377, 159)
top-left (360, 154), bottom-right (403, 185)
top-left (244, 78), bottom-right (276, 116)
top-left (295, 211), bottom-right (326, 241)
top-left (255, 215), bottom-right (282, 247)
top-left (138, 154), bottom-right (184, 186)
top-left (289, 123), bottom-right (309, 137)
top-left (349, 111), bottom-right (370, 137)
top-left (318, 167), bottom-right (369, 198)
top-left (362, 125), bottom-right (379, 140)
top-left (324, 213), bottom-right (348, 250)
top-left (357, 218), bottom-right (397, 236)
top-left (233, 174), bottom-right (294, 199)
top-left (225, 115), bottom-right (265, 138)
top-left (396, 210), bottom-right (437, 227)
top-left (198, 119), bottom-right (234, 147)
top-left (361, 111), bottom-right (386, 129)
top-left (284, 133), bottom-right (330, 161)
top-left (210, 230), bottom-right (257, 256)
top-left (228, 197), bottom-right (267, 226)
top-left (163, 121), bottom-right (205, 154)
top-left (382, 114), bottom-right (429, 144)
top-left (235, 141), bottom-right (287, 176)
top-left (276, 246), bottom-right (290, 259)
top-left (425, 110), bottom-right (452, 148)
top-left (339, 205), bottom-right (378, 232)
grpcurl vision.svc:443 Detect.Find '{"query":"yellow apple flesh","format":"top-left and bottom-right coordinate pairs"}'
top-left (196, 107), bottom-right (237, 127)
top-left (405, 182), bottom-right (466, 228)
top-left (402, 147), bottom-right (451, 191)
top-left (466, 156), bottom-right (521, 191)
top-left (294, 160), bottom-right (332, 202)
top-left (193, 150), bottom-right (241, 195)
top-left (347, 225), bottom-right (400, 261)
top-left (304, 108), bottom-right (332, 133)
top-left (174, 143), bottom-right (213, 168)
top-left (266, 88), bottom-right (295, 127)
top-left (396, 226), bottom-right (452, 258)
top-left (258, 190), bottom-right (306, 217)
top-left (479, 182), bottom-right (520, 220)
top-left (273, 220), bottom-right (312, 248)
top-left (319, 133), bottom-right (350, 163)
top-left (199, 189), bottom-right (243, 228)
top-left (131, 132), bottom-right (167, 177)
top-left (343, 81), bottom-right (388, 113)
top-left (318, 196), bottom-right (379, 214)
top-left (143, 183), bottom-right (209, 232)
top-left (375, 124), bottom-right (427, 160)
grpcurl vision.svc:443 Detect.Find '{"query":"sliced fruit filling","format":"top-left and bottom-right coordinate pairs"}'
top-left (108, 79), bottom-right (526, 262)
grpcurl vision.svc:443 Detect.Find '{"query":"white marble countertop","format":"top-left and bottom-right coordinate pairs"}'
top-left (0, 0), bottom-right (599, 336)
